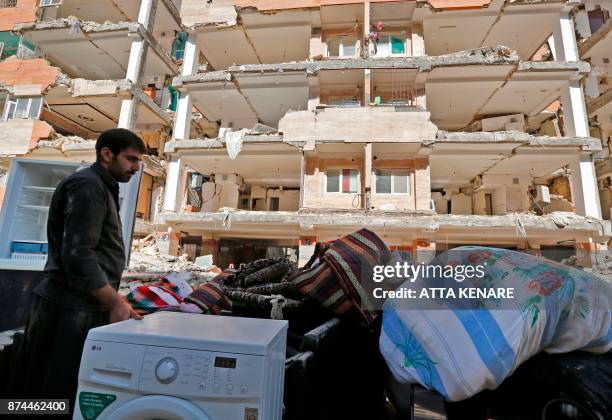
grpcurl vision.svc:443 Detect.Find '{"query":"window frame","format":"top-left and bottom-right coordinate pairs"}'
top-left (375, 33), bottom-right (407, 57)
top-left (326, 35), bottom-right (359, 58)
top-left (3, 96), bottom-right (43, 121)
top-left (325, 168), bottom-right (361, 194)
top-left (373, 169), bottom-right (411, 195)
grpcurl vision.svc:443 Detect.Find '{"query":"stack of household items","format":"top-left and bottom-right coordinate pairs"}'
top-left (123, 229), bottom-right (612, 420)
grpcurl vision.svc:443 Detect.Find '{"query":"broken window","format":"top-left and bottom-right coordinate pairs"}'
top-left (375, 34), bottom-right (406, 57)
top-left (375, 170), bottom-right (410, 194)
top-left (326, 169), bottom-right (359, 193)
top-left (327, 36), bottom-right (358, 57)
top-left (3, 96), bottom-right (43, 121)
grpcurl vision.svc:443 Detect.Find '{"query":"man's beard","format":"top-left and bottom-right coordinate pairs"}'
top-left (110, 159), bottom-right (135, 182)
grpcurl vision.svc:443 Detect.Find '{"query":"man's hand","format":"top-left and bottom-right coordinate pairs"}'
top-left (91, 284), bottom-right (143, 323)
top-left (109, 297), bottom-right (143, 324)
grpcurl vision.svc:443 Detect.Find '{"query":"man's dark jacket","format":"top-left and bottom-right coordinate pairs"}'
top-left (35, 162), bottom-right (125, 311)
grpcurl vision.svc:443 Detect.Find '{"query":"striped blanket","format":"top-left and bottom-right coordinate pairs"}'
top-left (292, 228), bottom-right (390, 325)
top-left (126, 278), bottom-right (185, 314)
top-left (380, 246), bottom-right (612, 401)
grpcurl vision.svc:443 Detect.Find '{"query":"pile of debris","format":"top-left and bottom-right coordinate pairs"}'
top-left (121, 239), bottom-right (220, 294)
top-left (562, 254), bottom-right (612, 281)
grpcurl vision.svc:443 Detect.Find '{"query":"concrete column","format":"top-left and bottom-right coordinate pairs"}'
top-left (181, 33), bottom-right (200, 77)
top-left (363, 0), bottom-right (370, 58)
top-left (364, 143), bottom-right (372, 209)
top-left (172, 91), bottom-right (193, 140)
top-left (126, 0), bottom-right (158, 80)
top-left (119, 38), bottom-right (149, 129)
top-left (138, 0), bottom-right (158, 31)
top-left (364, 69), bottom-right (371, 106)
top-left (125, 40), bottom-right (147, 83)
top-left (552, 11), bottom-right (579, 61)
top-left (585, 71), bottom-right (601, 99)
top-left (118, 98), bottom-right (140, 130)
top-left (299, 151), bottom-right (305, 208)
top-left (561, 80), bottom-right (590, 137)
top-left (163, 155), bottom-right (185, 212)
top-left (575, 10), bottom-right (592, 40)
top-left (570, 154), bottom-right (602, 219)
top-left (119, 0), bottom-right (158, 130)
top-left (170, 33), bottom-right (200, 141)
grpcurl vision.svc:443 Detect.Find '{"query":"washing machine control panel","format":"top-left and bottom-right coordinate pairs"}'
top-left (140, 347), bottom-right (265, 399)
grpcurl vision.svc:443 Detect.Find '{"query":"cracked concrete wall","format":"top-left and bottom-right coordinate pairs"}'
top-left (0, 0), bottom-right (37, 31)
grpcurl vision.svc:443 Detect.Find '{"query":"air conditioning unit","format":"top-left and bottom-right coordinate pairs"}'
top-left (535, 185), bottom-right (551, 204)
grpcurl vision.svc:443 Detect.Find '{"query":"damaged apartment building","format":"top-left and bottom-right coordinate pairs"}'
top-left (1, 0), bottom-right (612, 268)
top-left (576, 1), bottom-right (612, 218)
top-left (159, 0), bottom-right (612, 267)
top-left (0, 0), bottom-right (182, 236)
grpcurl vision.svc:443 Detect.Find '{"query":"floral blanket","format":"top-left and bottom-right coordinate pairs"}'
top-left (380, 246), bottom-right (612, 401)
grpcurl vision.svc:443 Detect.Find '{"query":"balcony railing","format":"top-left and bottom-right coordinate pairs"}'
top-left (0, 0), bottom-right (17, 8)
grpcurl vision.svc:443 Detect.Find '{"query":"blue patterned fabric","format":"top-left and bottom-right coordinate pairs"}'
top-left (380, 247), bottom-right (612, 401)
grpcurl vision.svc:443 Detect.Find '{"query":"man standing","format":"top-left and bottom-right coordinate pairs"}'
top-left (18, 128), bottom-right (145, 412)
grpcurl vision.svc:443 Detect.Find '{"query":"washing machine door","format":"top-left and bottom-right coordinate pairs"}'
top-left (104, 395), bottom-right (211, 420)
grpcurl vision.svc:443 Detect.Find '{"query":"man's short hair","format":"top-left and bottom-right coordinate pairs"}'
top-left (95, 128), bottom-right (146, 159)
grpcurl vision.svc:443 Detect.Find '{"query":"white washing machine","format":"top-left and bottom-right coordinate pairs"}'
top-left (73, 312), bottom-right (288, 420)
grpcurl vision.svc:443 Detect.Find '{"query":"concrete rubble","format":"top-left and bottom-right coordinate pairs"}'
top-left (121, 241), bottom-right (219, 295)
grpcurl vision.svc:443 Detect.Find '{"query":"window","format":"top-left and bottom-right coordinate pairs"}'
top-left (375, 34), bottom-right (406, 57)
top-left (327, 36), bottom-right (358, 57)
top-left (0, 0), bottom-right (17, 8)
top-left (40, 0), bottom-right (63, 6)
top-left (375, 170), bottom-right (410, 194)
top-left (326, 169), bottom-right (359, 193)
top-left (3, 96), bottom-right (43, 121)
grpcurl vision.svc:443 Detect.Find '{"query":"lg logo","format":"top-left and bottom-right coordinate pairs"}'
top-left (91, 345), bottom-right (102, 351)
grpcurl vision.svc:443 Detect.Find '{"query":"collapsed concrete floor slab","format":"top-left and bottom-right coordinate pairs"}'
top-left (156, 208), bottom-right (612, 246)
top-left (173, 48), bottom-right (590, 131)
top-left (15, 19), bottom-right (178, 80)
